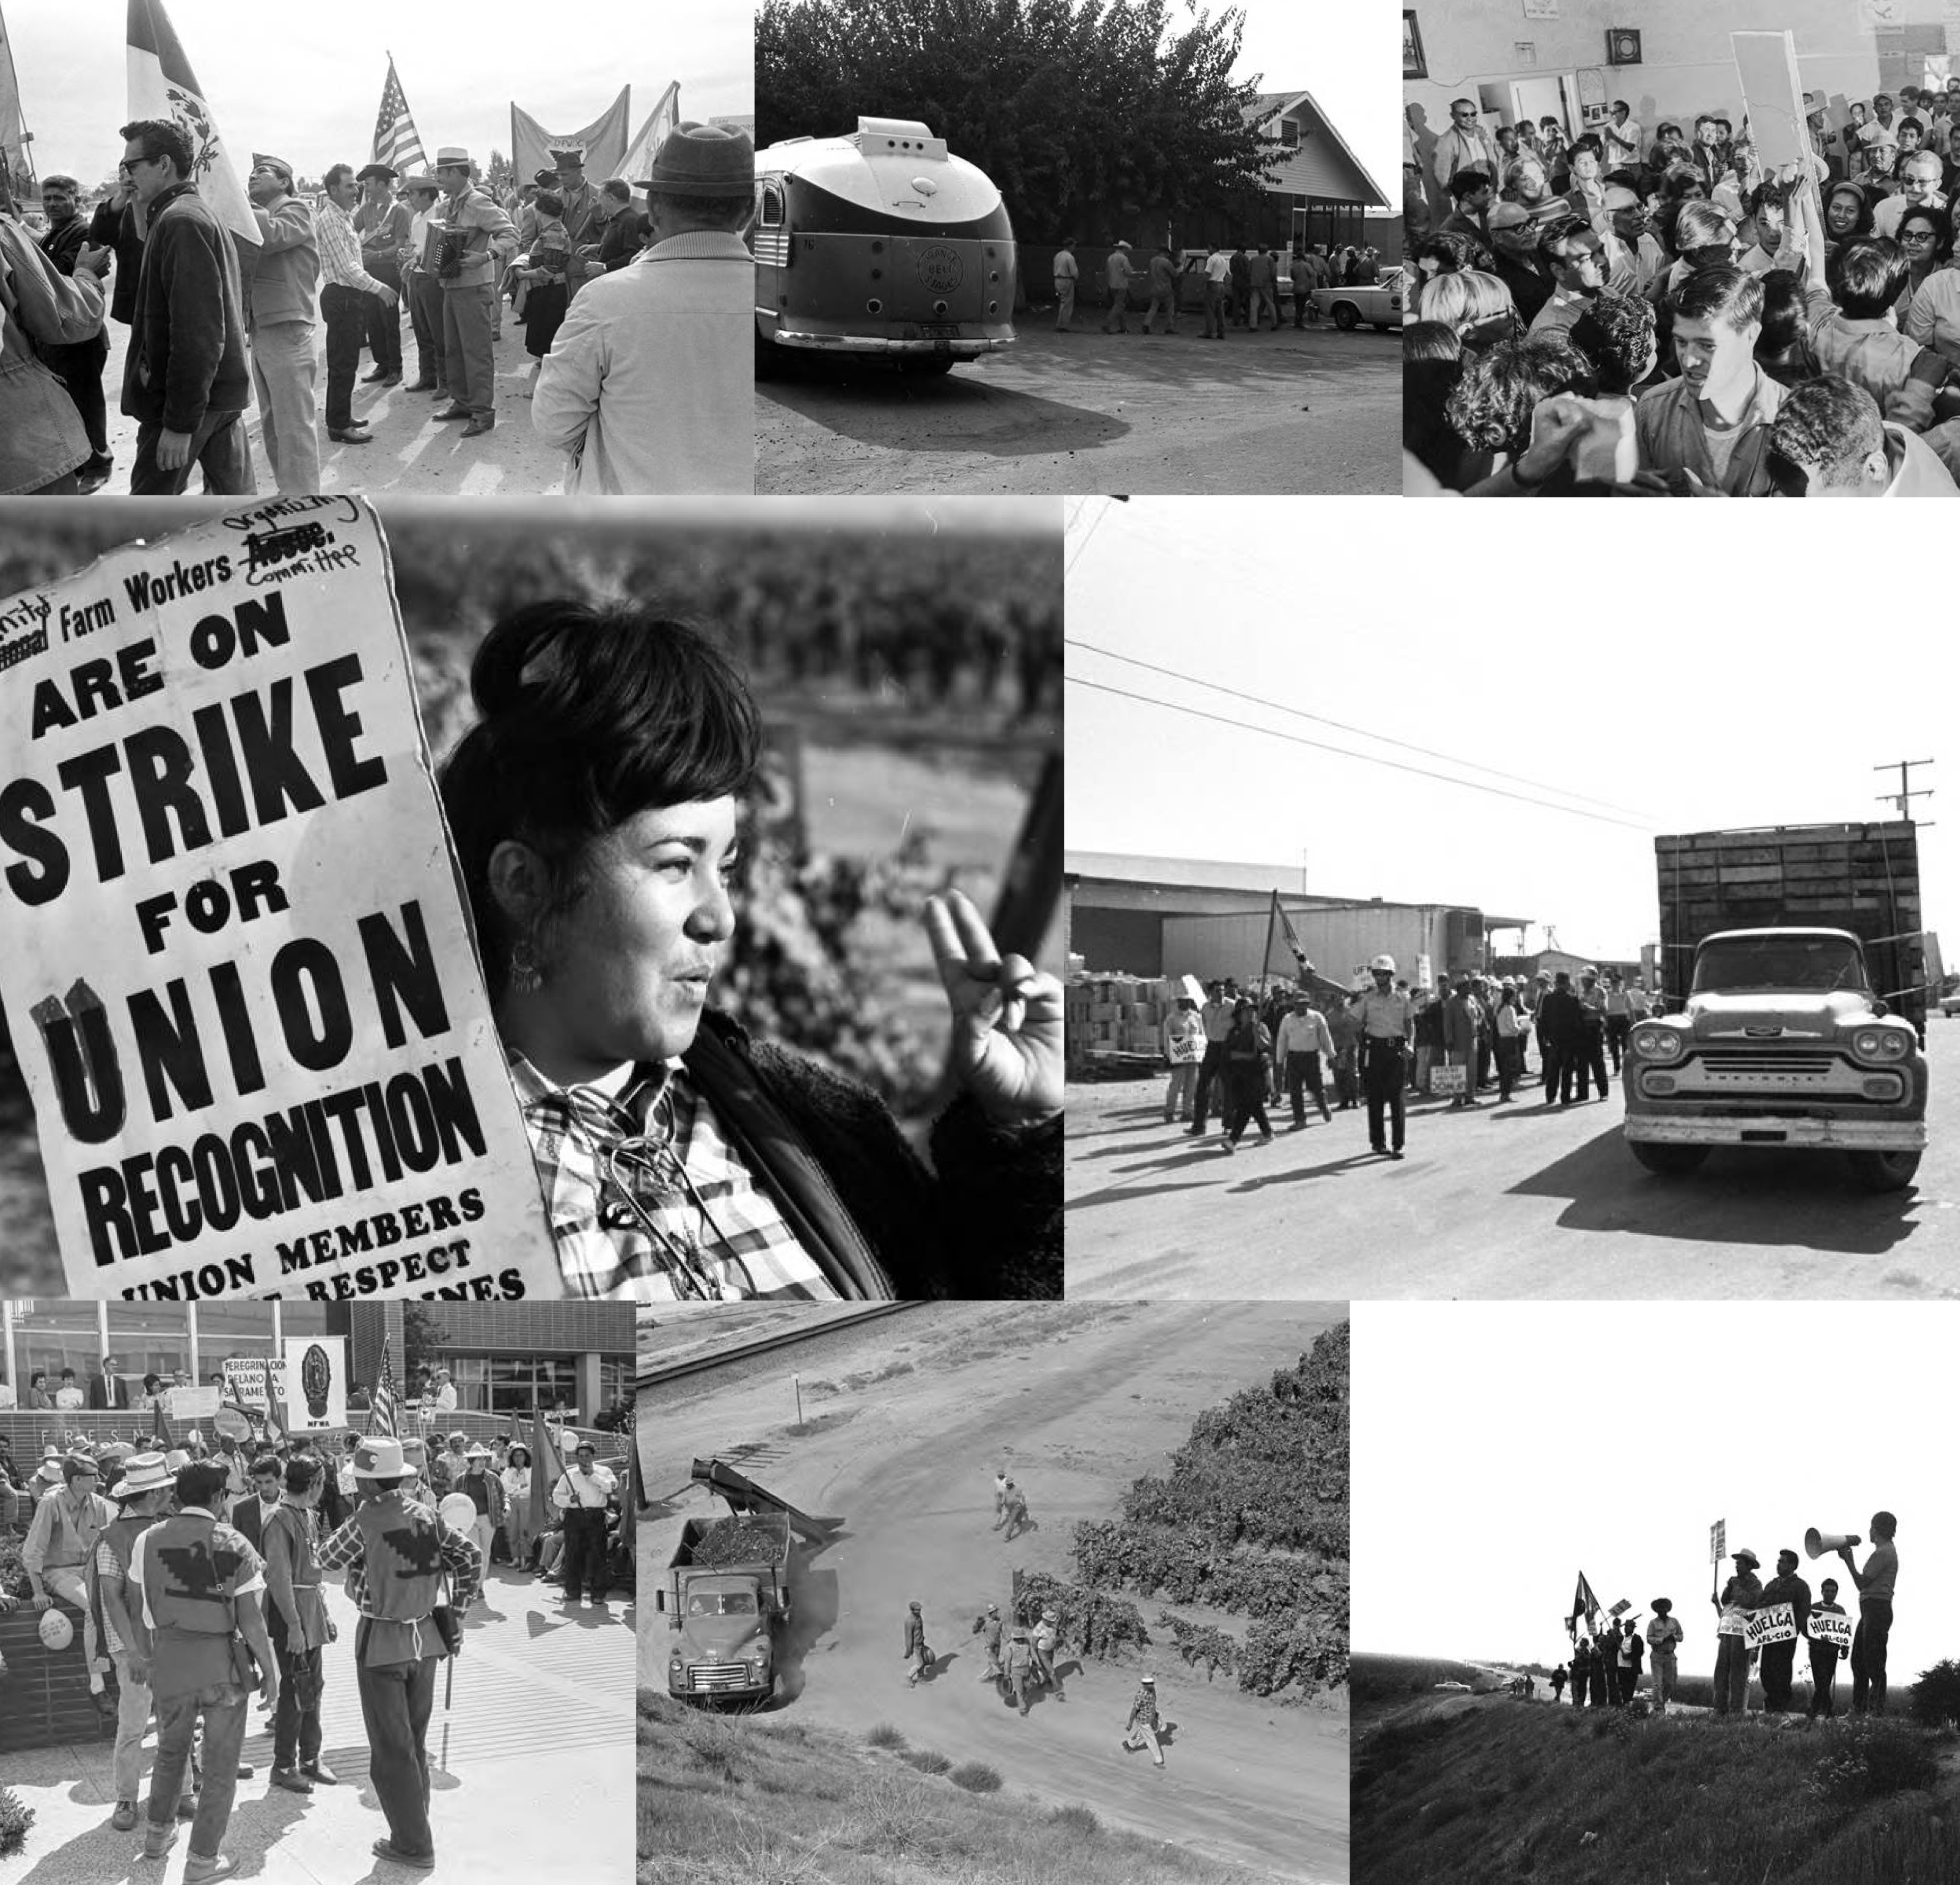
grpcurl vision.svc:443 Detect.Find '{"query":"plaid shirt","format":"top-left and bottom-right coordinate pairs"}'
top-left (509, 1051), bottom-right (835, 1304)
top-left (317, 1495), bottom-right (481, 1612)
top-left (316, 196), bottom-right (389, 298)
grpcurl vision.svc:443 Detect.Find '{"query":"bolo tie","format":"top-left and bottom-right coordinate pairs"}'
top-left (525, 1079), bottom-right (759, 1302)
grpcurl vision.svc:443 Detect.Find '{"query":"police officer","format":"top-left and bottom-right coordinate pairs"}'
top-left (316, 1435), bottom-right (481, 1871)
top-left (1348, 954), bottom-right (1415, 1158)
top-left (127, 1457), bottom-right (279, 1877)
top-left (1121, 1671), bottom-right (1165, 1765)
top-left (1808, 1576), bottom-right (1850, 1718)
top-left (976, 1601), bottom-right (1004, 1680)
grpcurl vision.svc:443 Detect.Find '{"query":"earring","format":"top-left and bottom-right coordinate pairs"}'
top-left (508, 937), bottom-right (544, 995)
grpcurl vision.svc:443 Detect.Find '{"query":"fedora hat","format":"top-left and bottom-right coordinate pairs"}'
top-left (465, 1445), bottom-right (491, 1461)
top-left (435, 146), bottom-right (473, 170)
top-left (110, 1452), bottom-right (174, 1501)
top-left (355, 162), bottom-right (398, 182)
top-left (635, 121), bottom-right (754, 196)
top-left (353, 1436), bottom-right (407, 1480)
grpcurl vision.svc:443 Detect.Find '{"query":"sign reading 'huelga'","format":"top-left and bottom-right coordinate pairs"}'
top-left (0, 498), bottom-right (558, 1305)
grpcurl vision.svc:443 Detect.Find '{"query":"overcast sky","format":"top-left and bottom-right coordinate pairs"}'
top-left (1230, 0), bottom-right (1395, 210)
top-left (1355, 1300), bottom-right (1959, 1681)
top-left (8, 0), bottom-right (753, 185)
top-left (1066, 498), bottom-right (1954, 962)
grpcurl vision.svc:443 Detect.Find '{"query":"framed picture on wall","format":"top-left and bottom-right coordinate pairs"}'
top-left (1404, 11), bottom-right (1427, 81)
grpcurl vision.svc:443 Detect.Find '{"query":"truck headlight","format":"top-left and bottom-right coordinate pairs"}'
top-left (1851, 1029), bottom-right (1912, 1063)
top-left (1631, 1027), bottom-right (1683, 1062)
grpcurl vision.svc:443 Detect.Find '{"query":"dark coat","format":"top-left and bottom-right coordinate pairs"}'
top-left (1538, 988), bottom-right (1586, 1046)
top-left (87, 200), bottom-right (144, 326)
top-left (121, 181), bottom-right (252, 432)
top-left (87, 1373), bottom-right (130, 1411)
top-left (683, 1010), bottom-right (1061, 1299)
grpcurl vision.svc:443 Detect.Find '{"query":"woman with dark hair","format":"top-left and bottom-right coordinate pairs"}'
top-left (1822, 180), bottom-right (1875, 268)
top-left (1904, 202), bottom-right (1960, 366)
top-left (1217, 999), bottom-right (1273, 1154)
top-left (1894, 202), bottom-right (1952, 324)
top-left (28, 1369), bottom-right (53, 1410)
top-left (1440, 331), bottom-right (1598, 487)
top-left (436, 601), bottom-right (1062, 1301)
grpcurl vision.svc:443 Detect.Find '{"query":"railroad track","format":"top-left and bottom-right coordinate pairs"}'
top-left (635, 1302), bottom-right (924, 1389)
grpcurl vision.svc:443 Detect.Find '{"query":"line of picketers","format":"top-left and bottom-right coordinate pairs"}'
top-left (1161, 961), bottom-right (1655, 1154)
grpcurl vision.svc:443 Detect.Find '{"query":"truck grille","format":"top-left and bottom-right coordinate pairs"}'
top-left (685, 1664), bottom-right (753, 1692)
top-left (1664, 1049), bottom-right (1895, 1101)
top-left (1691, 1050), bottom-right (1837, 1080)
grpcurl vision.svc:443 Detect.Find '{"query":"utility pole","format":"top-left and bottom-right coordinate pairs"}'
top-left (1874, 758), bottom-right (1934, 826)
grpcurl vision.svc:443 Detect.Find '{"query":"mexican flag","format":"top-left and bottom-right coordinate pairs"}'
top-left (127, 0), bottom-right (257, 248)
top-left (529, 1408), bottom-right (567, 1536)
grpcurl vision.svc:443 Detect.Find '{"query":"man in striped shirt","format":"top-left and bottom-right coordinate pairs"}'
top-left (316, 163), bottom-right (399, 445)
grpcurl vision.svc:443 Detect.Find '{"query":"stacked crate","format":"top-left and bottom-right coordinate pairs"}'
top-left (1066, 974), bottom-right (1177, 1068)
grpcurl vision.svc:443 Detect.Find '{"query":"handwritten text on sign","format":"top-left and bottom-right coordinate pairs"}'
top-left (1744, 1602), bottom-right (1798, 1649)
top-left (0, 500), bottom-right (557, 1306)
top-left (1809, 1611), bottom-right (1854, 1651)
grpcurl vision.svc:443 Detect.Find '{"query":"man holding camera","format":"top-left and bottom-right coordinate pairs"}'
top-left (430, 145), bottom-right (518, 438)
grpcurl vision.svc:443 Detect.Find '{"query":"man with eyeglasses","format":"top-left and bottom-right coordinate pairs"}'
top-left (116, 118), bottom-right (255, 494)
top-left (1528, 215), bottom-right (1609, 338)
top-left (1874, 151), bottom-right (1947, 239)
top-left (1432, 98), bottom-right (1498, 194)
top-left (1604, 185), bottom-right (1668, 300)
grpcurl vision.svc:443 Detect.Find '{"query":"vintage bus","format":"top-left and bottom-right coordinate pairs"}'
top-left (754, 116), bottom-right (1017, 375)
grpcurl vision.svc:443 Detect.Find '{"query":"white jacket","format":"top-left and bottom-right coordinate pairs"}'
top-left (532, 232), bottom-right (753, 495)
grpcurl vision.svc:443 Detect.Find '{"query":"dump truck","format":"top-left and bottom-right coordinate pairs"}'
top-left (655, 1459), bottom-right (834, 1703)
top-left (1624, 822), bottom-right (1929, 1192)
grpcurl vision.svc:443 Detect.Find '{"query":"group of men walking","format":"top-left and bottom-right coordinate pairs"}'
top-left (1051, 237), bottom-right (1331, 336)
top-left (888, 1471), bottom-right (1170, 1772)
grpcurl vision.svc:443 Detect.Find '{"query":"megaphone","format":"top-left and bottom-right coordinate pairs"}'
top-left (1805, 1527), bottom-right (1861, 1559)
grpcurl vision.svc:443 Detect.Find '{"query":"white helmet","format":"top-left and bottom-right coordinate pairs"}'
top-left (1370, 954), bottom-right (1397, 973)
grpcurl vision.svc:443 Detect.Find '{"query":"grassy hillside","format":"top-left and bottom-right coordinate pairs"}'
top-left (637, 1690), bottom-right (1285, 1885)
top-left (1354, 1694), bottom-right (1960, 1885)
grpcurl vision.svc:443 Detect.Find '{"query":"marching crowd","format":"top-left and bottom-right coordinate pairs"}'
top-left (1404, 82), bottom-right (1960, 496)
top-left (1, 116), bottom-right (753, 498)
top-left (0, 1404), bottom-right (629, 1875)
top-left (1162, 961), bottom-right (1652, 1156)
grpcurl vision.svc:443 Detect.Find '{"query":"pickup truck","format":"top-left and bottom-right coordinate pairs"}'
top-left (1310, 267), bottom-right (1405, 332)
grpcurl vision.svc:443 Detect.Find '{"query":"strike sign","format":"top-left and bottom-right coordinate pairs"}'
top-left (0, 500), bottom-right (558, 1305)
top-left (1809, 1611), bottom-right (1854, 1651)
top-left (1744, 1602), bottom-right (1797, 1649)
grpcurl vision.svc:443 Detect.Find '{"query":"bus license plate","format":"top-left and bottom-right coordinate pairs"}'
top-left (920, 324), bottom-right (961, 337)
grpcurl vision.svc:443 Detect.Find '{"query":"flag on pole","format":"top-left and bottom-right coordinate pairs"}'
top-left (366, 1340), bottom-right (400, 1437)
top-left (150, 1390), bottom-right (173, 1451)
top-left (1569, 1570), bottom-right (1606, 1638)
top-left (509, 85), bottom-right (631, 182)
top-left (0, 3), bottom-right (37, 204)
top-left (530, 1406), bottom-right (567, 1536)
top-left (372, 54), bottom-right (427, 175)
top-left (619, 81), bottom-right (681, 188)
top-left (126, 0), bottom-right (257, 248)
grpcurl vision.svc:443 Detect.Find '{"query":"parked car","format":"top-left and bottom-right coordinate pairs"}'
top-left (1310, 267), bottom-right (1405, 332)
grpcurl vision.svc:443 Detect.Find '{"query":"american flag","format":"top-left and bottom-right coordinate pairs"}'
top-left (372, 56), bottom-right (427, 175)
top-left (366, 1339), bottom-right (400, 1437)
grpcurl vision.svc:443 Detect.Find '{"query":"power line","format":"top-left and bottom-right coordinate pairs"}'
top-left (1068, 638), bottom-right (1654, 820)
top-left (1066, 675), bottom-right (1657, 831)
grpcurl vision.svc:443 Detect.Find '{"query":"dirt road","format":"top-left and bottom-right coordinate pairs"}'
top-left (1065, 1021), bottom-right (1960, 1298)
top-left (757, 322), bottom-right (1396, 495)
top-left (639, 1301), bottom-right (1348, 1884)
top-left (83, 306), bottom-right (571, 497)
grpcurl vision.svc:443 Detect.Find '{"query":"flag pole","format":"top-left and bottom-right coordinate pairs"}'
top-left (1260, 889), bottom-right (1278, 996)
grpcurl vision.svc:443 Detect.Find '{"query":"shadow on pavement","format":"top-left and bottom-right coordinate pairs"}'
top-left (1065, 1180), bottom-right (1219, 1211)
top-left (1506, 1128), bottom-right (1921, 1255)
top-left (759, 375), bottom-right (1130, 458)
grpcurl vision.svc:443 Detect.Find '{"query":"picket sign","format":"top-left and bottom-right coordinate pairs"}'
top-left (1808, 1611), bottom-right (1854, 1651)
top-left (1166, 1033), bottom-right (1201, 1066)
top-left (1431, 1065), bottom-right (1467, 1096)
top-left (1744, 1602), bottom-right (1798, 1649)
